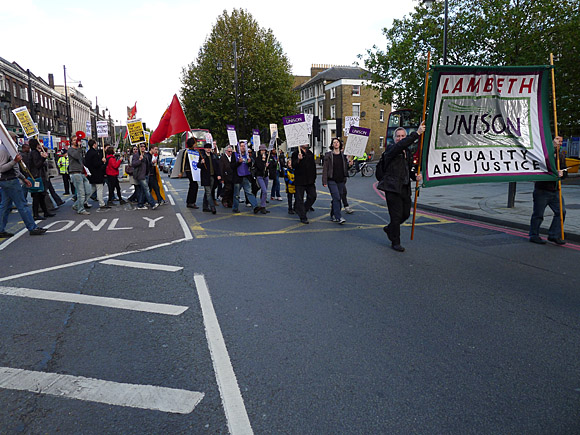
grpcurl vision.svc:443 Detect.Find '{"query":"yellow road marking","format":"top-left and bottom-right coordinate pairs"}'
top-left (165, 180), bottom-right (207, 238)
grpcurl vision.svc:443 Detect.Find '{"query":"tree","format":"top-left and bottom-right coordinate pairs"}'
top-left (361, 0), bottom-right (580, 136)
top-left (181, 9), bottom-right (298, 146)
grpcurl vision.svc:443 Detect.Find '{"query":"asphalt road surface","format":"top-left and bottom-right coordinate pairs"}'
top-left (1, 174), bottom-right (578, 434)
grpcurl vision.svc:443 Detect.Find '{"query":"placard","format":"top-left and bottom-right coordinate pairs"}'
top-left (127, 118), bottom-right (146, 145)
top-left (268, 130), bottom-right (277, 151)
top-left (344, 126), bottom-right (370, 157)
top-left (86, 120), bottom-right (92, 136)
top-left (187, 149), bottom-right (201, 181)
top-left (344, 116), bottom-right (360, 137)
top-left (282, 114), bottom-right (309, 149)
top-left (252, 129), bottom-right (261, 152)
top-left (227, 125), bottom-right (238, 146)
top-left (96, 120), bottom-right (108, 138)
top-left (305, 113), bottom-right (314, 134)
top-left (12, 106), bottom-right (38, 138)
top-left (0, 118), bottom-right (19, 158)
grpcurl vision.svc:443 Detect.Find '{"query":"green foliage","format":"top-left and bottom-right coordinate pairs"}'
top-left (362, 0), bottom-right (580, 135)
top-left (181, 9), bottom-right (298, 146)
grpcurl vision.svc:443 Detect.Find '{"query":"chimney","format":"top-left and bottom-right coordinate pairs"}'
top-left (48, 73), bottom-right (55, 88)
top-left (311, 64), bottom-right (331, 78)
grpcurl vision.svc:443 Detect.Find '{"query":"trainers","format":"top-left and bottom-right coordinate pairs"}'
top-left (338, 217), bottom-right (346, 225)
top-left (186, 203), bottom-right (199, 209)
top-left (246, 203), bottom-right (252, 207)
top-left (254, 206), bottom-right (262, 214)
top-left (152, 203), bottom-right (159, 210)
top-left (277, 197), bottom-right (283, 201)
top-left (78, 210), bottom-right (90, 215)
top-left (344, 206), bottom-right (354, 214)
top-left (84, 203), bottom-right (92, 209)
top-left (330, 216), bottom-right (339, 222)
top-left (0, 231), bottom-right (14, 238)
top-left (300, 218), bottom-right (309, 224)
top-left (529, 236), bottom-right (546, 244)
top-left (137, 205), bottom-right (148, 210)
top-left (29, 228), bottom-right (47, 235)
top-left (547, 236), bottom-right (566, 245)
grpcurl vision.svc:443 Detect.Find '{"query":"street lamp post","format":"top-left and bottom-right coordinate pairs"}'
top-left (63, 65), bottom-right (83, 139)
top-left (424, 0), bottom-right (448, 65)
top-left (217, 40), bottom-right (240, 136)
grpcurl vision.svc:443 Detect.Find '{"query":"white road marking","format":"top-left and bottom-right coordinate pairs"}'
top-left (194, 274), bottom-right (253, 435)
top-left (72, 219), bottom-right (107, 232)
top-left (0, 237), bottom-right (189, 283)
top-left (0, 367), bottom-right (204, 414)
top-left (142, 216), bottom-right (164, 228)
top-left (168, 194), bottom-right (175, 205)
top-left (101, 259), bottom-right (182, 272)
top-left (44, 220), bottom-right (75, 232)
top-left (0, 226), bottom-right (28, 251)
top-left (176, 212), bottom-right (193, 240)
top-left (0, 286), bottom-right (188, 315)
top-left (108, 218), bottom-right (133, 230)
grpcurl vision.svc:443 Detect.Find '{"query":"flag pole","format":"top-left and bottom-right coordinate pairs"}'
top-left (411, 51), bottom-right (431, 241)
top-left (550, 53), bottom-right (564, 240)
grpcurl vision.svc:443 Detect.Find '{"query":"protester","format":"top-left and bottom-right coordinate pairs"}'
top-left (322, 138), bottom-right (351, 224)
top-left (200, 143), bottom-right (221, 214)
top-left (85, 139), bottom-right (109, 210)
top-left (0, 132), bottom-right (46, 237)
top-left (105, 147), bottom-right (125, 205)
top-left (219, 145), bottom-right (235, 208)
top-left (126, 146), bottom-right (139, 203)
top-left (283, 158), bottom-right (296, 214)
top-left (269, 148), bottom-right (282, 201)
top-left (68, 135), bottom-right (92, 215)
top-left (57, 149), bottom-right (73, 195)
top-left (529, 135), bottom-right (567, 245)
top-left (291, 144), bottom-right (317, 224)
top-left (254, 144), bottom-right (271, 213)
top-left (179, 138), bottom-right (199, 209)
top-left (147, 145), bottom-right (164, 206)
top-left (28, 138), bottom-right (55, 220)
top-left (232, 141), bottom-right (260, 214)
top-left (132, 143), bottom-right (159, 210)
top-left (341, 184), bottom-right (354, 214)
top-left (377, 121), bottom-right (425, 252)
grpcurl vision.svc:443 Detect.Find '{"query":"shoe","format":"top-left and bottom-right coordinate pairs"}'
top-left (260, 208), bottom-right (269, 214)
top-left (136, 205), bottom-right (148, 210)
top-left (33, 215), bottom-right (46, 220)
top-left (330, 216), bottom-right (339, 222)
top-left (211, 207), bottom-right (216, 214)
top-left (29, 228), bottom-right (47, 235)
top-left (246, 203), bottom-right (252, 207)
top-left (254, 206), bottom-right (262, 214)
top-left (78, 210), bottom-right (90, 215)
top-left (288, 209), bottom-right (295, 215)
top-left (56, 201), bottom-right (65, 206)
top-left (547, 236), bottom-right (566, 245)
top-left (233, 209), bottom-right (240, 213)
top-left (529, 236), bottom-right (546, 244)
top-left (344, 206), bottom-right (354, 214)
top-left (107, 201), bottom-right (115, 206)
top-left (271, 197), bottom-right (276, 201)
top-left (152, 203), bottom-right (159, 210)
top-left (44, 213), bottom-right (56, 217)
top-left (119, 199), bottom-right (127, 205)
top-left (277, 197), bottom-right (283, 201)
top-left (202, 208), bottom-right (211, 212)
top-left (391, 244), bottom-right (405, 252)
top-left (187, 203), bottom-right (199, 209)
top-left (84, 203), bottom-right (92, 209)
top-left (0, 231), bottom-right (14, 238)
top-left (338, 218), bottom-right (346, 225)
top-left (300, 218), bottom-right (309, 224)
top-left (266, 199), bottom-right (270, 203)
top-left (383, 225), bottom-right (389, 236)
top-left (309, 207), bottom-right (315, 212)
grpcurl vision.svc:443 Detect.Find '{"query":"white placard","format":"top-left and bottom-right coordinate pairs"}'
top-left (283, 114), bottom-right (309, 149)
top-left (86, 120), bottom-right (92, 136)
top-left (187, 149), bottom-right (201, 181)
top-left (96, 121), bottom-right (108, 138)
top-left (344, 116), bottom-right (360, 137)
top-left (305, 113), bottom-right (314, 135)
top-left (344, 126), bottom-right (370, 158)
top-left (0, 119), bottom-right (18, 159)
top-left (226, 125), bottom-right (238, 146)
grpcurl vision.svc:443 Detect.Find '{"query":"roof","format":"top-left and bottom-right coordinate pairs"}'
top-left (297, 66), bottom-right (372, 89)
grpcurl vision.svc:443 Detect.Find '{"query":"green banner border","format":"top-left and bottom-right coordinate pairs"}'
top-left (422, 65), bottom-right (557, 187)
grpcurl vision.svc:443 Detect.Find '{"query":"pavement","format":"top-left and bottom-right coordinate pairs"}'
top-left (414, 174), bottom-right (580, 243)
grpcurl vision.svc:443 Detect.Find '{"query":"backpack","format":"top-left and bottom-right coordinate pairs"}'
top-left (375, 152), bottom-right (387, 181)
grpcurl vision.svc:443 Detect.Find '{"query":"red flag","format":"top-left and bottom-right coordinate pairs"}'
top-left (124, 102), bottom-right (137, 139)
top-left (150, 95), bottom-right (191, 144)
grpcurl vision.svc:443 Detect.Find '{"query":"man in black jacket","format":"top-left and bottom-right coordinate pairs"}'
top-left (291, 144), bottom-right (317, 224)
top-left (378, 121), bottom-right (425, 252)
top-left (85, 139), bottom-right (109, 209)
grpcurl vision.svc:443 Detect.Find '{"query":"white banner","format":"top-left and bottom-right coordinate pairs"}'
top-left (96, 121), bottom-right (108, 138)
top-left (187, 149), bottom-right (201, 181)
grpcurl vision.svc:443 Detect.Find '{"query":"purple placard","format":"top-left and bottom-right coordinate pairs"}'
top-left (252, 129), bottom-right (260, 136)
top-left (283, 114), bottom-right (305, 126)
top-left (227, 125), bottom-right (236, 131)
top-left (349, 126), bottom-right (370, 136)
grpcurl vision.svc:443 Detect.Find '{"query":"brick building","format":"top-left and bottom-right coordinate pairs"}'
top-left (295, 64), bottom-right (391, 159)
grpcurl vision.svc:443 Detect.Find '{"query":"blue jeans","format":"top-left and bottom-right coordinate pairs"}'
top-left (257, 176), bottom-right (268, 207)
top-left (529, 188), bottom-right (566, 238)
top-left (0, 178), bottom-right (38, 232)
top-left (233, 177), bottom-right (257, 211)
top-left (270, 172), bottom-right (281, 198)
top-left (70, 173), bottom-right (91, 213)
top-left (137, 178), bottom-right (156, 207)
top-left (328, 180), bottom-right (345, 220)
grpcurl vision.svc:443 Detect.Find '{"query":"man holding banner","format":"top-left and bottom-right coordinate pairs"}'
top-left (529, 136), bottom-right (567, 245)
top-left (377, 121), bottom-right (425, 252)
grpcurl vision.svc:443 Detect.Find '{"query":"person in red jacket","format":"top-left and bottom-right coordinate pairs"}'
top-left (105, 147), bottom-right (126, 206)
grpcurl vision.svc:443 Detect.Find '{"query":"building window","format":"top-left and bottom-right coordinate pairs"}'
top-left (330, 105), bottom-right (336, 119)
top-left (380, 137), bottom-right (384, 148)
top-left (318, 103), bottom-right (324, 121)
top-left (352, 85), bottom-right (360, 96)
top-left (380, 109), bottom-right (384, 122)
top-left (330, 88), bottom-right (336, 99)
top-left (13, 83), bottom-right (17, 96)
top-left (352, 103), bottom-right (360, 117)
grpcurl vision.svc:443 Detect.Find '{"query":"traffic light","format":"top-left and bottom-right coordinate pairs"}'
top-left (313, 116), bottom-right (320, 139)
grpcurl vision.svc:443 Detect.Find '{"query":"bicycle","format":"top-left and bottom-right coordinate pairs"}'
top-left (348, 161), bottom-right (374, 177)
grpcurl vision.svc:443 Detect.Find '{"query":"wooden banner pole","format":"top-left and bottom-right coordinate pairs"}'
top-left (411, 51), bottom-right (431, 241)
top-left (550, 53), bottom-right (565, 240)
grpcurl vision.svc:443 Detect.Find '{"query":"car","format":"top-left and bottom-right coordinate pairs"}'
top-left (167, 158), bottom-right (177, 176)
top-left (163, 157), bottom-right (176, 173)
top-left (158, 157), bottom-right (171, 172)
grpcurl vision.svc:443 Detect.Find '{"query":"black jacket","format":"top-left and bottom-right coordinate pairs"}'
top-left (535, 151), bottom-right (567, 191)
top-left (29, 148), bottom-right (47, 181)
top-left (322, 151), bottom-right (349, 185)
top-left (199, 151), bottom-right (221, 186)
top-left (377, 132), bottom-right (419, 194)
top-left (219, 153), bottom-right (234, 183)
top-left (291, 148), bottom-right (316, 186)
top-left (85, 147), bottom-right (105, 184)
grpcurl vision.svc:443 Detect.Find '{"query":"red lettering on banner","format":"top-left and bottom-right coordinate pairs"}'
top-left (519, 78), bottom-right (534, 93)
top-left (452, 78), bottom-right (464, 93)
top-left (483, 78), bottom-right (494, 92)
top-left (507, 78), bottom-right (518, 93)
top-left (466, 78), bottom-right (480, 93)
top-left (442, 78), bottom-right (450, 94)
top-left (496, 78), bottom-right (504, 93)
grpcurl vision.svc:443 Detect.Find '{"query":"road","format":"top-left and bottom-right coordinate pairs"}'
top-left (1, 174), bottom-right (579, 434)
